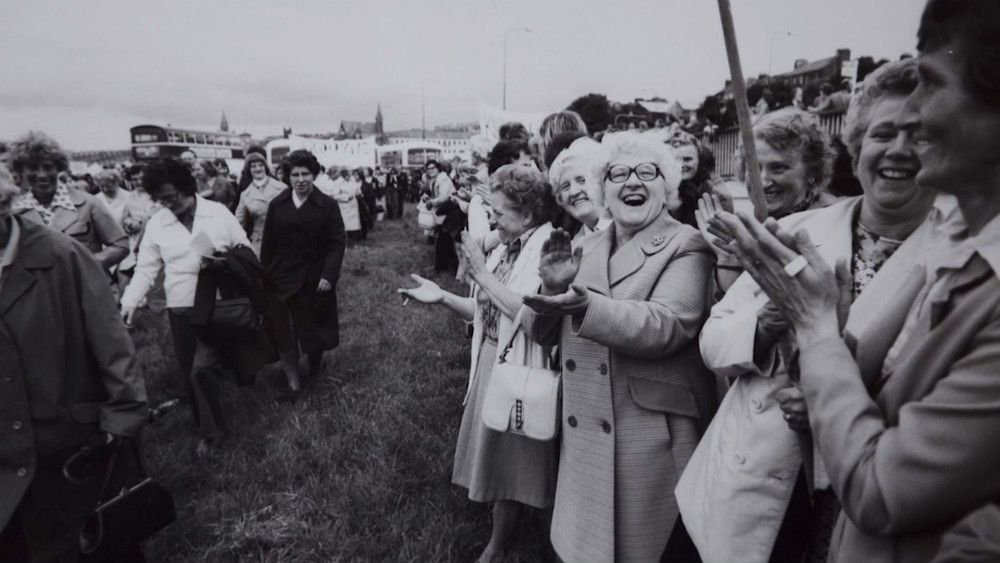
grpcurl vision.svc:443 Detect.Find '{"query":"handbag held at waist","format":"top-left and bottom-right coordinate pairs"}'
top-left (481, 306), bottom-right (561, 441)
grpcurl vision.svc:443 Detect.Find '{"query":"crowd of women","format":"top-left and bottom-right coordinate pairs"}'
top-left (0, 130), bottom-right (347, 558)
top-left (398, 2), bottom-right (1000, 562)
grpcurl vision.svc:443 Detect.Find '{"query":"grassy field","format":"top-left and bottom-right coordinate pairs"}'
top-left (137, 203), bottom-right (552, 562)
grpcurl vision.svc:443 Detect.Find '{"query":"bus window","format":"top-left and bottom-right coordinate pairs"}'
top-left (168, 132), bottom-right (180, 143)
top-left (134, 146), bottom-right (160, 158)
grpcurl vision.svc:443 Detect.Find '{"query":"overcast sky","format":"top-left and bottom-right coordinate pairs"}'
top-left (0, 0), bottom-right (922, 150)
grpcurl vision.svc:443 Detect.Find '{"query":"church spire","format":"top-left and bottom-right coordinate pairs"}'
top-left (375, 103), bottom-right (384, 135)
top-left (220, 111), bottom-right (229, 132)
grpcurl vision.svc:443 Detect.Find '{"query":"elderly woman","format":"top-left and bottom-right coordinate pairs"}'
top-left (676, 59), bottom-right (947, 563)
top-left (260, 150), bottom-right (345, 391)
top-left (121, 157), bottom-right (252, 456)
top-left (0, 165), bottom-right (147, 562)
top-left (94, 168), bottom-right (127, 224)
top-left (8, 131), bottom-right (129, 271)
top-left (547, 136), bottom-right (610, 237)
top-left (697, 107), bottom-right (839, 293)
top-left (522, 131), bottom-right (716, 563)
top-left (398, 164), bottom-right (558, 563)
top-left (234, 152), bottom-right (287, 255)
top-left (193, 158), bottom-right (237, 212)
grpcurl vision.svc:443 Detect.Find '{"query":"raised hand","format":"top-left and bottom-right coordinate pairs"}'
top-left (459, 232), bottom-right (487, 277)
top-left (396, 274), bottom-right (445, 305)
top-left (539, 228), bottom-right (581, 295)
top-left (695, 192), bottom-right (736, 261)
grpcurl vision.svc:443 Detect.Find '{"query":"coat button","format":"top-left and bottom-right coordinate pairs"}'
top-left (601, 421), bottom-right (612, 433)
top-left (565, 359), bottom-right (576, 371)
top-left (0, 375), bottom-right (11, 383)
top-left (599, 363), bottom-right (608, 375)
top-left (735, 454), bottom-right (746, 465)
top-left (567, 415), bottom-right (578, 428)
top-left (16, 467), bottom-right (26, 477)
top-left (11, 421), bottom-right (22, 430)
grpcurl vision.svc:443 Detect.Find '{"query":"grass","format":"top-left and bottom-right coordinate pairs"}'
top-left (137, 203), bottom-right (553, 562)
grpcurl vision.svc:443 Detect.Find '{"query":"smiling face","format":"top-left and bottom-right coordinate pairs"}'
top-left (755, 140), bottom-right (811, 217)
top-left (856, 96), bottom-right (933, 219)
top-left (98, 176), bottom-right (118, 196)
top-left (249, 161), bottom-right (267, 181)
top-left (488, 191), bottom-right (531, 245)
top-left (602, 151), bottom-right (668, 235)
top-left (675, 144), bottom-right (699, 181)
top-left (289, 166), bottom-right (315, 198)
top-left (553, 161), bottom-right (600, 227)
top-left (22, 159), bottom-right (60, 202)
top-left (899, 42), bottom-right (1000, 197)
top-left (191, 162), bottom-right (206, 180)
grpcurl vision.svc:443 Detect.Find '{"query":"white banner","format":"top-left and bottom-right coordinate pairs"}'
top-left (477, 102), bottom-right (550, 143)
top-left (287, 134), bottom-right (377, 167)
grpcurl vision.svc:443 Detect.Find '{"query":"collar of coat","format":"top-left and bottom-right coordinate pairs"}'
top-left (273, 185), bottom-right (331, 209)
top-left (575, 211), bottom-right (685, 294)
top-left (0, 217), bottom-right (56, 315)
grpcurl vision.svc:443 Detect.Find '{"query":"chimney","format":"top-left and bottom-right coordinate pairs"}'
top-left (837, 49), bottom-right (851, 63)
top-left (794, 59), bottom-right (808, 69)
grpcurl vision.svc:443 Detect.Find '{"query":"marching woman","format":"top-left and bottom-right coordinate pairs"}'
top-left (234, 151), bottom-right (287, 256)
top-left (261, 150), bottom-right (346, 392)
top-left (522, 131), bottom-right (716, 563)
top-left (398, 164), bottom-right (558, 563)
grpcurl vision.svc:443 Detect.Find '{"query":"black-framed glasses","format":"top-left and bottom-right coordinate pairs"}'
top-left (605, 162), bottom-right (663, 183)
top-left (150, 192), bottom-right (179, 205)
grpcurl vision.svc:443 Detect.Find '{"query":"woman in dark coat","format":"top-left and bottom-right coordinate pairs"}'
top-left (261, 150), bottom-right (346, 391)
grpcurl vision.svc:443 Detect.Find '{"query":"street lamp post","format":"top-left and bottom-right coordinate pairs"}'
top-left (422, 78), bottom-right (440, 141)
top-left (503, 27), bottom-right (531, 110)
top-left (768, 31), bottom-right (793, 76)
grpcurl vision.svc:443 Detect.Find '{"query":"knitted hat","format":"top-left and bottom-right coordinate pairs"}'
top-left (245, 152), bottom-right (267, 166)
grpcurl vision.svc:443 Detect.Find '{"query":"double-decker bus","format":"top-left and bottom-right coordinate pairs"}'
top-left (377, 141), bottom-right (444, 170)
top-left (130, 125), bottom-right (247, 162)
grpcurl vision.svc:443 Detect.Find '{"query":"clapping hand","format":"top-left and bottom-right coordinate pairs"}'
top-left (523, 283), bottom-right (591, 317)
top-left (459, 232), bottom-right (487, 277)
top-left (396, 274), bottom-right (445, 305)
top-left (756, 301), bottom-right (789, 339)
top-left (708, 211), bottom-right (851, 346)
top-left (538, 228), bottom-right (582, 295)
top-left (695, 193), bottom-right (736, 261)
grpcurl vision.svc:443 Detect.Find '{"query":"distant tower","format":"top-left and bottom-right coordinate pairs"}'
top-left (220, 112), bottom-right (229, 132)
top-left (375, 103), bottom-right (384, 136)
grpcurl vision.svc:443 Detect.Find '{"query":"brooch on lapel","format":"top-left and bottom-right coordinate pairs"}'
top-left (651, 234), bottom-right (665, 247)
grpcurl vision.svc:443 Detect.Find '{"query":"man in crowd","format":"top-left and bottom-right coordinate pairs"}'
top-left (0, 165), bottom-right (148, 560)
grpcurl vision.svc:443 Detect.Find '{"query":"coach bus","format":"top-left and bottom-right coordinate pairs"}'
top-left (377, 141), bottom-right (444, 170)
top-left (130, 125), bottom-right (247, 163)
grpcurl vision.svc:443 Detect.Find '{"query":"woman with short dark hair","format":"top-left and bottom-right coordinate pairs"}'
top-left (121, 157), bottom-right (252, 456)
top-left (260, 150), bottom-right (346, 391)
top-left (193, 158), bottom-right (237, 212)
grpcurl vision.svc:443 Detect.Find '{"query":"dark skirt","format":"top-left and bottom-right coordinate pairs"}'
top-left (270, 289), bottom-right (339, 355)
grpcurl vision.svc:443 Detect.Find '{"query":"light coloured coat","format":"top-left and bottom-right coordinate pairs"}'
top-left (677, 196), bottom-right (948, 563)
top-left (523, 214), bottom-right (716, 563)
top-left (800, 210), bottom-right (1000, 563)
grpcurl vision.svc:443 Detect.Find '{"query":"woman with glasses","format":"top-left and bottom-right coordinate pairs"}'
top-left (696, 107), bottom-right (839, 293)
top-left (522, 131), bottom-right (717, 563)
top-left (121, 157), bottom-right (252, 457)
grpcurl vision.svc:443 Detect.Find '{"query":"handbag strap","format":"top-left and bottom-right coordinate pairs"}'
top-left (95, 438), bottom-right (147, 506)
top-left (497, 306), bottom-right (527, 364)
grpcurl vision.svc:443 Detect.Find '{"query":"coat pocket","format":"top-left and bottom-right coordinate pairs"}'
top-left (69, 402), bottom-right (102, 423)
top-left (63, 220), bottom-right (92, 239)
top-left (628, 377), bottom-right (699, 419)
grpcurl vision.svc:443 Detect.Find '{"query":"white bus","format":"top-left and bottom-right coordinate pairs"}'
top-left (377, 141), bottom-right (444, 170)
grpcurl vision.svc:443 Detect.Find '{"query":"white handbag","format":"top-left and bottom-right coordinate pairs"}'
top-left (481, 307), bottom-right (561, 441)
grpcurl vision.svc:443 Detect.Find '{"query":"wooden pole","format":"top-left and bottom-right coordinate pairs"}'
top-left (716, 0), bottom-right (768, 222)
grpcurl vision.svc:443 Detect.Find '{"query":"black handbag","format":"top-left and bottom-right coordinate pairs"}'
top-left (204, 296), bottom-right (260, 344)
top-left (78, 440), bottom-right (176, 560)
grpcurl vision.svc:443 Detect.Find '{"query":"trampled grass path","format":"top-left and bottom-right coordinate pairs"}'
top-left (138, 203), bottom-right (552, 562)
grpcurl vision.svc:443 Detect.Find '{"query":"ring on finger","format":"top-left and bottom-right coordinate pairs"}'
top-left (783, 255), bottom-right (808, 277)
top-left (783, 413), bottom-right (792, 421)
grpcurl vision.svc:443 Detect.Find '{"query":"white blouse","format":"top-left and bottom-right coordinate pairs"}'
top-left (121, 196), bottom-right (250, 309)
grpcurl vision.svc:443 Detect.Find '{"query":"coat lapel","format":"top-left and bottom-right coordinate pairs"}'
top-left (48, 192), bottom-right (85, 233)
top-left (575, 228), bottom-right (612, 296)
top-left (607, 214), bottom-right (681, 288)
top-left (0, 220), bottom-right (54, 315)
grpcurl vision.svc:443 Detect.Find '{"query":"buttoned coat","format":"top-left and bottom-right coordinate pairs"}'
top-left (677, 197), bottom-right (949, 563)
top-left (0, 218), bottom-right (147, 556)
top-left (797, 225), bottom-right (1000, 563)
top-left (523, 214), bottom-right (716, 563)
top-left (15, 188), bottom-right (129, 270)
top-left (260, 186), bottom-right (346, 351)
